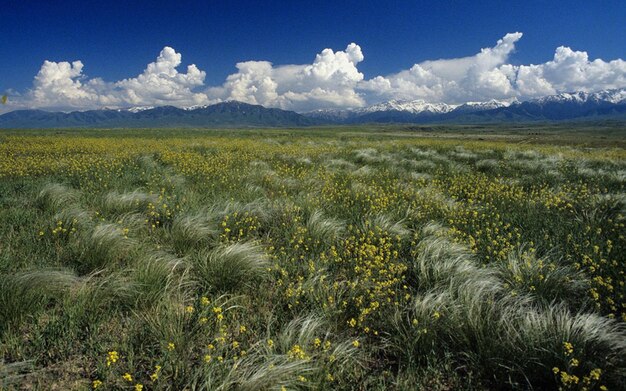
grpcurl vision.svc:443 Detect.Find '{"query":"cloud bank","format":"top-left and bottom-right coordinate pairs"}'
top-left (3, 33), bottom-right (625, 113)
top-left (28, 47), bottom-right (208, 111)
top-left (207, 43), bottom-right (365, 111)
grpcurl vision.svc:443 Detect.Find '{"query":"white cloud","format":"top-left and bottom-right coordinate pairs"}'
top-left (514, 46), bottom-right (626, 98)
top-left (207, 43), bottom-right (366, 111)
top-left (3, 35), bottom-right (625, 114)
top-left (15, 46), bottom-right (210, 111)
top-left (115, 46), bottom-right (208, 106)
top-left (359, 33), bottom-right (626, 104)
top-left (31, 60), bottom-right (101, 109)
top-left (358, 33), bottom-right (523, 103)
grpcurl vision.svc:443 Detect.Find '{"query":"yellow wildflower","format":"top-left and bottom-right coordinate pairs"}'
top-left (590, 368), bottom-right (602, 380)
top-left (287, 344), bottom-right (308, 360)
top-left (106, 351), bottom-right (119, 366)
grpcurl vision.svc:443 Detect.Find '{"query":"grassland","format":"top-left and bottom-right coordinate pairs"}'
top-left (0, 125), bottom-right (625, 390)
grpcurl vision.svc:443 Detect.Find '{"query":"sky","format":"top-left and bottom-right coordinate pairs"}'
top-left (0, 0), bottom-right (625, 113)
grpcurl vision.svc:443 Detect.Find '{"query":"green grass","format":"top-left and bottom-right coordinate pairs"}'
top-left (0, 125), bottom-right (625, 390)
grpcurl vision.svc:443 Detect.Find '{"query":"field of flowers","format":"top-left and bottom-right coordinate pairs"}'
top-left (0, 128), bottom-right (625, 390)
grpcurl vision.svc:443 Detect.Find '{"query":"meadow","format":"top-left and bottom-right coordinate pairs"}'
top-left (0, 126), bottom-right (625, 390)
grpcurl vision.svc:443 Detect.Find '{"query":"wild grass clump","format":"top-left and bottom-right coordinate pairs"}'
top-left (475, 158), bottom-right (499, 172)
top-left (498, 247), bottom-right (589, 307)
top-left (102, 190), bottom-right (158, 214)
top-left (212, 353), bottom-right (314, 391)
top-left (191, 242), bottom-right (269, 293)
top-left (306, 210), bottom-right (345, 245)
top-left (354, 148), bottom-right (382, 164)
top-left (271, 316), bottom-right (364, 385)
top-left (131, 252), bottom-right (186, 306)
top-left (169, 212), bottom-right (218, 256)
top-left (0, 269), bottom-right (77, 333)
top-left (364, 213), bottom-right (410, 239)
top-left (72, 223), bottom-right (139, 273)
top-left (59, 271), bottom-right (139, 330)
top-left (36, 183), bottom-right (80, 211)
top-left (409, 227), bottom-right (497, 290)
top-left (53, 205), bottom-right (94, 229)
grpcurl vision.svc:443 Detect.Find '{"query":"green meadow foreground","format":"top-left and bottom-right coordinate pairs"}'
top-left (0, 126), bottom-right (625, 390)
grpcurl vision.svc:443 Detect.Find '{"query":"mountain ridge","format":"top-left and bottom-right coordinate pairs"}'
top-left (1, 89), bottom-right (625, 128)
top-left (303, 89), bottom-right (626, 124)
top-left (0, 101), bottom-right (320, 128)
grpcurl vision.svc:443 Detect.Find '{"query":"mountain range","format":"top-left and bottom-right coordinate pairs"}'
top-left (0, 89), bottom-right (624, 128)
top-left (305, 89), bottom-right (626, 124)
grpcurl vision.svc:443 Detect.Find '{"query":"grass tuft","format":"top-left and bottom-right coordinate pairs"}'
top-left (191, 242), bottom-right (269, 293)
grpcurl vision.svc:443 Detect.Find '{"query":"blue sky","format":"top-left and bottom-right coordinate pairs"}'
top-left (1, 0), bottom-right (624, 112)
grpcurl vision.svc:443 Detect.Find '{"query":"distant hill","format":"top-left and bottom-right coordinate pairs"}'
top-left (303, 89), bottom-right (626, 124)
top-left (0, 101), bottom-right (320, 128)
top-left (1, 89), bottom-right (625, 128)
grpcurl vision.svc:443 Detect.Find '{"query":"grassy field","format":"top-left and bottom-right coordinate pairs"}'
top-left (1, 125), bottom-right (625, 390)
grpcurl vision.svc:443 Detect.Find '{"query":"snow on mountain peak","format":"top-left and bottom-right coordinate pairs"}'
top-left (358, 99), bottom-right (457, 114)
top-left (533, 88), bottom-right (626, 105)
top-left (123, 106), bottom-right (155, 113)
top-left (457, 99), bottom-right (514, 110)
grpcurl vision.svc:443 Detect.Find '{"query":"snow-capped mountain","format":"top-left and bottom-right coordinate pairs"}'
top-left (121, 106), bottom-right (155, 113)
top-left (532, 89), bottom-right (626, 105)
top-left (493, 88), bottom-right (626, 121)
top-left (303, 89), bottom-right (626, 123)
top-left (182, 104), bottom-right (210, 111)
top-left (305, 98), bottom-right (513, 122)
top-left (355, 99), bottom-right (457, 114)
top-left (453, 99), bottom-right (515, 112)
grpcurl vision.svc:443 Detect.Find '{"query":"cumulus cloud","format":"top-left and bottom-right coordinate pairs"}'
top-left (17, 46), bottom-right (210, 111)
top-left (3, 35), bottom-right (625, 113)
top-left (358, 33), bottom-right (626, 104)
top-left (514, 46), bottom-right (626, 97)
top-left (31, 60), bottom-right (101, 109)
top-left (359, 33), bottom-right (523, 103)
top-left (116, 47), bottom-right (208, 106)
top-left (207, 43), bottom-right (366, 111)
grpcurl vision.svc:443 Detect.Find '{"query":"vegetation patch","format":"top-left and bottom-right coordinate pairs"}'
top-left (0, 128), bottom-right (624, 390)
